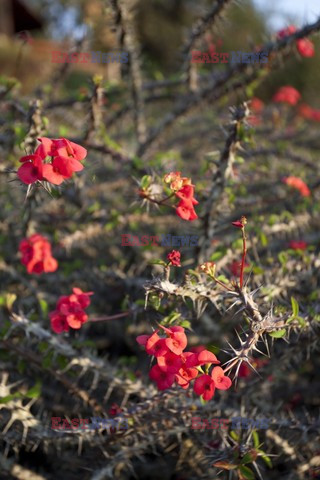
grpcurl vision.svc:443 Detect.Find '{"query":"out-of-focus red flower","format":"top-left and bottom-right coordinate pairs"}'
top-left (232, 216), bottom-right (247, 228)
top-left (167, 250), bottom-right (181, 266)
top-left (277, 25), bottom-right (297, 39)
top-left (289, 241), bottom-right (307, 250)
top-left (273, 86), bottom-right (301, 106)
top-left (276, 25), bottom-right (315, 58)
top-left (194, 374), bottom-right (216, 401)
top-left (296, 38), bottom-right (315, 57)
top-left (298, 103), bottom-right (315, 120)
top-left (229, 260), bottom-right (249, 277)
top-left (108, 403), bottom-right (123, 416)
top-left (189, 345), bottom-right (206, 354)
top-left (50, 287), bottom-right (93, 333)
top-left (238, 358), bottom-right (269, 378)
top-left (283, 176), bottom-right (311, 197)
top-left (19, 234), bottom-right (58, 274)
top-left (250, 97), bottom-right (264, 113)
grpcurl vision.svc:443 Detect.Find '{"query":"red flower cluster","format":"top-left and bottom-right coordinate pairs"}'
top-left (164, 172), bottom-right (198, 221)
top-left (167, 250), bottom-right (181, 266)
top-left (283, 176), bottom-right (311, 197)
top-left (272, 86), bottom-right (301, 106)
top-left (289, 241), bottom-right (307, 250)
top-left (50, 288), bottom-right (93, 333)
top-left (17, 137), bottom-right (87, 186)
top-left (298, 103), bottom-right (320, 122)
top-left (19, 234), bottom-right (58, 274)
top-left (137, 325), bottom-right (232, 401)
top-left (277, 25), bottom-right (315, 58)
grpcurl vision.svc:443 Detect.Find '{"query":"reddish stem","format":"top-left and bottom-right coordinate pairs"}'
top-left (239, 227), bottom-right (247, 289)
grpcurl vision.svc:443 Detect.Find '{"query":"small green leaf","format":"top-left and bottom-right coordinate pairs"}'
top-left (257, 450), bottom-right (272, 468)
top-left (141, 175), bottom-right (151, 189)
top-left (39, 299), bottom-right (48, 317)
top-left (269, 329), bottom-right (286, 338)
top-left (150, 260), bottom-right (167, 267)
top-left (252, 430), bottom-right (260, 448)
top-left (259, 232), bottom-right (268, 247)
top-left (180, 320), bottom-right (192, 330)
top-left (291, 297), bottom-right (299, 317)
top-left (239, 465), bottom-right (255, 479)
top-left (240, 453), bottom-right (253, 465)
top-left (26, 381), bottom-right (42, 399)
top-left (230, 430), bottom-right (239, 441)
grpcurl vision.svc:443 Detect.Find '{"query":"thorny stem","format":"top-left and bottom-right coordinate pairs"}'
top-left (142, 192), bottom-right (176, 208)
top-left (239, 225), bottom-right (247, 289)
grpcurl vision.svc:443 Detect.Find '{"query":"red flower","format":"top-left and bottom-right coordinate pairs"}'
top-left (145, 332), bottom-right (168, 357)
top-left (175, 183), bottom-right (198, 221)
top-left (167, 250), bottom-right (181, 266)
top-left (276, 25), bottom-right (315, 58)
top-left (176, 200), bottom-right (198, 221)
top-left (250, 97), bottom-right (264, 113)
top-left (283, 176), bottom-right (311, 197)
top-left (69, 287), bottom-right (93, 308)
top-left (149, 364), bottom-right (176, 390)
top-left (232, 216), bottom-right (247, 228)
top-left (272, 86), bottom-right (301, 106)
top-left (211, 366), bottom-right (232, 390)
top-left (157, 351), bottom-right (183, 373)
top-left (17, 137), bottom-right (87, 187)
top-left (296, 38), bottom-right (315, 57)
top-left (19, 234), bottom-right (58, 274)
top-left (175, 185), bottom-right (198, 205)
top-left (164, 328), bottom-right (187, 355)
top-left (50, 312), bottom-right (70, 334)
top-left (175, 365), bottom-right (198, 389)
top-left (229, 260), bottom-right (249, 277)
top-left (136, 334), bottom-right (150, 345)
top-left (298, 103), bottom-right (315, 120)
top-left (277, 25), bottom-right (297, 39)
top-left (17, 155), bottom-right (44, 184)
top-left (194, 374), bottom-right (216, 401)
top-left (50, 287), bottom-right (93, 333)
top-left (289, 241), bottom-right (307, 250)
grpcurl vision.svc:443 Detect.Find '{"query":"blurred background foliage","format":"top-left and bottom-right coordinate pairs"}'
top-left (0, 0), bottom-right (319, 99)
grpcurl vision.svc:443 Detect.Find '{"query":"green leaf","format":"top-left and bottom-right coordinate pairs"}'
top-left (180, 320), bottom-right (192, 330)
top-left (149, 260), bottom-right (167, 267)
top-left (252, 430), bottom-right (260, 448)
top-left (239, 465), bottom-right (255, 479)
top-left (26, 381), bottom-right (42, 399)
top-left (269, 329), bottom-right (286, 338)
top-left (291, 297), bottom-right (299, 317)
top-left (259, 232), bottom-right (268, 247)
top-left (257, 450), bottom-right (272, 468)
top-left (216, 275), bottom-right (229, 284)
top-left (240, 453), bottom-right (253, 465)
top-left (141, 175), bottom-right (151, 189)
top-left (0, 394), bottom-right (15, 404)
top-left (39, 299), bottom-right (48, 317)
top-left (230, 430), bottom-right (239, 441)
